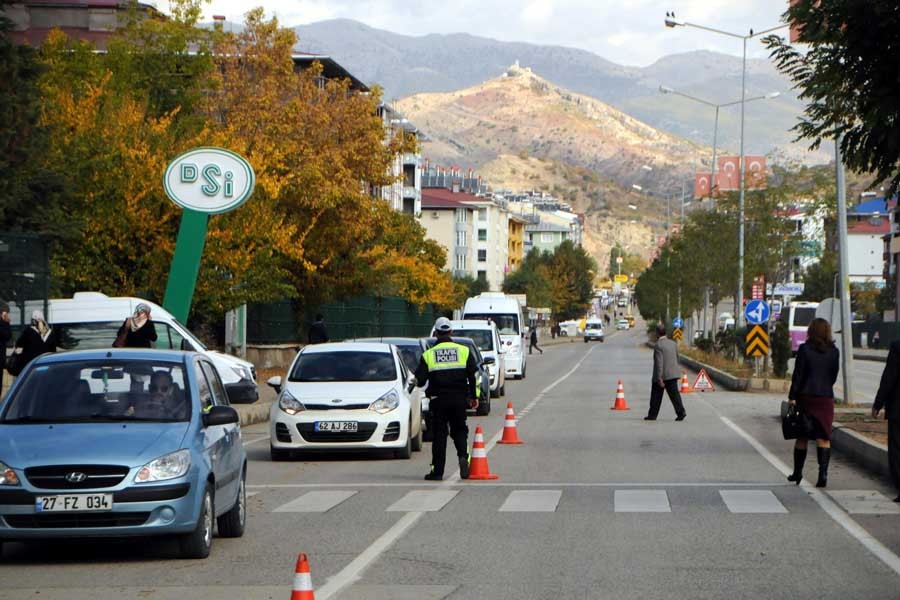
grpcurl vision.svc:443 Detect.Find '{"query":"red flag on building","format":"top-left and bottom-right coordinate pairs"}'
top-left (694, 173), bottom-right (712, 199)
top-left (744, 156), bottom-right (767, 190)
top-left (717, 156), bottom-right (741, 191)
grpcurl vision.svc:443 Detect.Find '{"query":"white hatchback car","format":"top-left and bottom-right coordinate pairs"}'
top-left (267, 342), bottom-right (423, 460)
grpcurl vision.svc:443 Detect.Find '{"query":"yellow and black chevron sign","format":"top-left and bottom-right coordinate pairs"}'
top-left (672, 328), bottom-right (683, 341)
top-left (745, 325), bottom-right (769, 357)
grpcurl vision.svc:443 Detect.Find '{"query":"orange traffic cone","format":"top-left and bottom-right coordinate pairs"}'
top-left (611, 379), bottom-right (630, 410)
top-left (680, 372), bottom-right (693, 394)
top-left (468, 425), bottom-right (499, 480)
top-left (291, 552), bottom-right (315, 600)
top-left (497, 402), bottom-right (523, 445)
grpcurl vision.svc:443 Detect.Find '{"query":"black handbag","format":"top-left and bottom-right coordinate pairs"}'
top-left (5, 351), bottom-right (22, 377)
top-left (782, 403), bottom-right (814, 440)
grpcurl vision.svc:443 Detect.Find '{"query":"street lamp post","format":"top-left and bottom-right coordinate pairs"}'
top-left (664, 15), bottom-right (787, 328)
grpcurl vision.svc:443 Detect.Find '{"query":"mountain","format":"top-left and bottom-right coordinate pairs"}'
top-left (292, 19), bottom-right (826, 164)
top-left (396, 64), bottom-right (705, 190)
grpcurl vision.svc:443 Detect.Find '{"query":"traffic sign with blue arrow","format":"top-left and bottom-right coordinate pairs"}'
top-left (744, 299), bottom-right (770, 325)
top-left (672, 317), bottom-right (684, 329)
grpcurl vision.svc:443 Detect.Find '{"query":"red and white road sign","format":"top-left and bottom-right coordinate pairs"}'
top-left (692, 369), bottom-right (716, 392)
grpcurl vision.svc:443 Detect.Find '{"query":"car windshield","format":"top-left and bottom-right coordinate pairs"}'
top-left (587, 323), bottom-right (603, 330)
top-left (424, 337), bottom-right (483, 364)
top-left (792, 307), bottom-right (817, 328)
top-left (396, 346), bottom-right (423, 372)
top-left (465, 313), bottom-right (519, 335)
top-left (1, 360), bottom-right (190, 423)
top-left (290, 351), bottom-right (397, 382)
top-left (453, 329), bottom-right (493, 351)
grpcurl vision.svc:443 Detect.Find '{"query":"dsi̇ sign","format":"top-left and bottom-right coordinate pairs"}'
top-left (162, 148), bottom-right (256, 323)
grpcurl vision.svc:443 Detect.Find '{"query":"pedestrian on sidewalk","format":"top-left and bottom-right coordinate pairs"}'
top-left (415, 317), bottom-right (478, 481)
top-left (873, 339), bottom-right (900, 502)
top-left (307, 313), bottom-right (329, 344)
top-left (529, 327), bottom-right (543, 355)
top-left (114, 303), bottom-right (157, 348)
top-left (10, 310), bottom-right (58, 376)
top-left (645, 322), bottom-right (686, 421)
top-left (787, 318), bottom-right (839, 488)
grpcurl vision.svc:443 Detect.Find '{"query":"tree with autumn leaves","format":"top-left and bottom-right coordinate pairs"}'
top-left (1, 1), bottom-right (462, 326)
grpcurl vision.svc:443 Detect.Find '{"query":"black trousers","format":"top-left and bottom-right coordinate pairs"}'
top-left (889, 418), bottom-right (900, 493)
top-left (648, 378), bottom-right (686, 419)
top-left (430, 395), bottom-right (469, 476)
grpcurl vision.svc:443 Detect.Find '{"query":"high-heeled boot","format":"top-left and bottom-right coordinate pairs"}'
top-left (787, 447), bottom-right (806, 484)
top-left (816, 447), bottom-right (830, 488)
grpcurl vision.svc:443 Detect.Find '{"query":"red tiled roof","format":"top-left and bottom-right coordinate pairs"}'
top-left (421, 188), bottom-right (481, 208)
top-left (848, 220), bottom-right (891, 234)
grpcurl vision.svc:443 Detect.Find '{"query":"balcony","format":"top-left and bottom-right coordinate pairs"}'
top-left (401, 153), bottom-right (419, 166)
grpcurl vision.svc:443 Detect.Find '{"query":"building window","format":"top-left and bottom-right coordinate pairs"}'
top-left (456, 209), bottom-right (468, 223)
top-left (457, 230), bottom-right (467, 247)
top-left (477, 270), bottom-right (487, 282)
top-left (403, 164), bottom-right (415, 187)
top-left (478, 229), bottom-right (488, 241)
top-left (541, 233), bottom-right (553, 243)
top-left (478, 208), bottom-right (487, 221)
top-left (478, 249), bottom-right (487, 262)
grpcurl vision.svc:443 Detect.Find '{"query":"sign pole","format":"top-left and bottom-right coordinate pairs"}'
top-left (162, 209), bottom-right (209, 324)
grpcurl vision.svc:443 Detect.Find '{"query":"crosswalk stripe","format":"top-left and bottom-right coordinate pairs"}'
top-left (273, 490), bottom-right (357, 513)
top-left (499, 490), bottom-right (562, 512)
top-left (720, 490), bottom-right (787, 513)
top-left (386, 490), bottom-right (459, 512)
top-left (828, 490), bottom-right (900, 515)
top-left (614, 490), bottom-right (670, 513)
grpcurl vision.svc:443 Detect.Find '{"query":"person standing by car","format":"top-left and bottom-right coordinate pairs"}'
top-left (872, 339), bottom-right (900, 502)
top-left (787, 318), bottom-right (839, 488)
top-left (645, 322), bottom-right (686, 422)
top-left (529, 327), bottom-right (543, 355)
top-left (415, 317), bottom-right (478, 481)
top-left (10, 309), bottom-right (58, 375)
top-left (308, 313), bottom-right (329, 344)
top-left (115, 303), bottom-right (157, 348)
top-left (0, 302), bottom-right (11, 389)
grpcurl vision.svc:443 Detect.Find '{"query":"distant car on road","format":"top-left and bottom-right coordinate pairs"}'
top-left (267, 342), bottom-right (423, 460)
top-left (583, 319), bottom-right (605, 343)
top-left (616, 319), bottom-right (630, 330)
top-left (0, 349), bottom-right (247, 559)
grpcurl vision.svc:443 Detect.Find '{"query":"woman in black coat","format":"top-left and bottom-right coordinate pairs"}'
top-left (11, 310), bottom-right (59, 375)
top-left (115, 303), bottom-right (158, 348)
top-left (787, 317), bottom-right (840, 487)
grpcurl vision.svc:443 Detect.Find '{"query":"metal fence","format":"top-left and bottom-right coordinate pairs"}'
top-left (247, 296), bottom-right (441, 344)
top-left (0, 233), bottom-right (50, 334)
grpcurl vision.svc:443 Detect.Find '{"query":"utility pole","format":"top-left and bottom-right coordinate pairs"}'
top-left (835, 134), bottom-right (854, 404)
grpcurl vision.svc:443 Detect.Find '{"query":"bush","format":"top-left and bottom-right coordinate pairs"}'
top-left (694, 335), bottom-right (713, 353)
top-left (771, 319), bottom-right (791, 378)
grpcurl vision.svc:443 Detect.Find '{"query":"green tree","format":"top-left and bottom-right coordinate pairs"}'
top-left (799, 250), bottom-right (837, 302)
top-left (766, 1), bottom-right (900, 192)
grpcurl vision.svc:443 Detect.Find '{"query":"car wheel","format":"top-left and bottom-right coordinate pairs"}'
top-left (476, 397), bottom-right (490, 416)
top-left (216, 469), bottom-right (246, 538)
top-left (584, 338), bottom-right (588, 343)
top-left (395, 429), bottom-right (412, 459)
top-left (411, 418), bottom-right (423, 452)
top-left (270, 445), bottom-right (291, 461)
top-left (490, 386), bottom-right (499, 398)
top-left (179, 484), bottom-right (213, 559)
top-left (499, 383), bottom-right (505, 397)
top-left (521, 367), bottom-right (526, 380)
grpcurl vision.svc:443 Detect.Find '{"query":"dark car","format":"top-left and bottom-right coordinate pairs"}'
top-left (348, 337), bottom-right (425, 373)
top-left (422, 336), bottom-right (492, 418)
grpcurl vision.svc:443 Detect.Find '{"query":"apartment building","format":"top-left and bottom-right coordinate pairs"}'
top-left (375, 104), bottom-right (421, 217)
top-left (420, 189), bottom-right (477, 279)
top-left (508, 214), bottom-right (528, 272)
top-left (460, 197), bottom-right (510, 291)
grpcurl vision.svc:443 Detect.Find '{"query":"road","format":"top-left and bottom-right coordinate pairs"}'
top-left (2, 325), bottom-right (900, 599)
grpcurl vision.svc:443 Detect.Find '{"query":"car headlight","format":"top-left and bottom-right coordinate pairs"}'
top-left (0, 461), bottom-right (20, 486)
top-left (279, 390), bottom-right (305, 415)
top-left (134, 449), bottom-right (191, 483)
top-left (370, 389), bottom-right (400, 414)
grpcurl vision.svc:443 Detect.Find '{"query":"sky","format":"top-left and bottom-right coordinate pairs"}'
top-left (156, 0), bottom-right (794, 67)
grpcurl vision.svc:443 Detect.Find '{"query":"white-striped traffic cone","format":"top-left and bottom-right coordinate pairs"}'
top-left (468, 425), bottom-right (499, 480)
top-left (290, 552), bottom-right (315, 600)
top-left (497, 402), bottom-right (523, 445)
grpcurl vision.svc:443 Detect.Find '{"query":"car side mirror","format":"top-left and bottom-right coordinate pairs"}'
top-left (202, 405), bottom-right (239, 427)
top-left (267, 376), bottom-right (282, 394)
top-left (406, 379), bottom-right (417, 394)
top-left (482, 356), bottom-right (495, 365)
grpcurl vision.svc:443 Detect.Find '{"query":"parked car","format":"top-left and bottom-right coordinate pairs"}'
top-left (421, 336), bottom-right (492, 417)
top-left (349, 337), bottom-right (425, 373)
top-left (583, 319), bottom-right (605, 343)
top-left (44, 292), bottom-right (258, 404)
top-left (616, 319), bottom-right (630, 330)
top-left (431, 320), bottom-right (506, 398)
top-left (0, 349), bottom-right (247, 559)
top-left (267, 342), bottom-right (423, 460)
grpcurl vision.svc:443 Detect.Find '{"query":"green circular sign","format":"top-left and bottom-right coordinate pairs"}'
top-left (164, 147), bottom-right (255, 214)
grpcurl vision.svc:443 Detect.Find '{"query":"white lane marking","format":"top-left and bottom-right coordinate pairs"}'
top-left (317, 344), bottom-right (598, 599)
top-left (386, 490), bottom-right (459, 512)
top-left (242, 435), bottom-right (271, 447)
top-left (828, 490), bottom-right (900, 515)
top-left (720, 415), bottom-right (900, 578)
top-left (614, 490), bottom-right (671, 513)
top-left (720, 490), bottom-right (788, 514)
top-left (249, 481), bottom-right (790, 489)
top-left (499, 490), bottom-right (561, 512)
top-left (273, 490), bottom-right (357, 513)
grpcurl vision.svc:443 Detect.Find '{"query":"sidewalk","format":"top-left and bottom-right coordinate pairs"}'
top-left (855, 348), bottom-right (889, 362)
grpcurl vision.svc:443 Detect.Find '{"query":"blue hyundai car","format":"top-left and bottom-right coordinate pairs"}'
top-left (0, 349), bottom-right (247, 559)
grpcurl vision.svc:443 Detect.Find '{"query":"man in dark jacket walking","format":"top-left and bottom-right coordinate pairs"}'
top-left (873, 340), bottom-right (900, 502)
top-left (307, 314), bottom-right (329, 344)
top-left (646, 322), bottom-right (686, 421)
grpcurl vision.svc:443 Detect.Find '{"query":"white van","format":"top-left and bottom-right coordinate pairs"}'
top-left (463, 293), bottom-right (526, 379)
top-left (786, 301), bottom-right (819, 355)
top-left (45, 292), bottom-right (258, 403)
top-left (443, 320), bottom-right (505, 398)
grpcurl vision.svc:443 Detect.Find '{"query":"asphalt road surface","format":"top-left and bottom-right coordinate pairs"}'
top-left (3, 325), bottom-right (900, 600)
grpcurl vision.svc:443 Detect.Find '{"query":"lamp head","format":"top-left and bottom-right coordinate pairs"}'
top-left (659, 85), bottom-right (674, 94)
top-left (664, 13), bottom-right (685, 28)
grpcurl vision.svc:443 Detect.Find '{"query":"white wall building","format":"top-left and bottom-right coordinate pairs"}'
top-left (377, 104), bottom-right (421, 217)
top-left (420, 189), bottom-right (477, 279)
top-left (460, 198), bottom-right (510, 291)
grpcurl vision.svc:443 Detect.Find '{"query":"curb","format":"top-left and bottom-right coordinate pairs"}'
top-left (236, 400), bottom-right (273, 427)
top-left (853, 352), bottom-right (887, 363)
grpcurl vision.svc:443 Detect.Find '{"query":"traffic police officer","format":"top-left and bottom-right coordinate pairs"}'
top-left (415, 317), bottom-right (478, 480)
